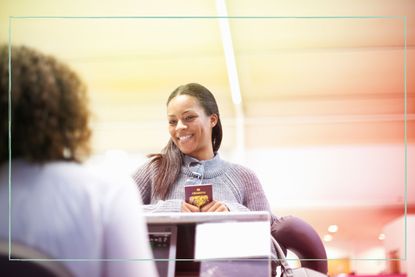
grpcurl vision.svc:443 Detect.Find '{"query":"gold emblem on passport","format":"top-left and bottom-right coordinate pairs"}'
top-left (184, 184), bottom-right (213, 208)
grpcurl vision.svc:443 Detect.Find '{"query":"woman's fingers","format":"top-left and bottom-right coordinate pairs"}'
top-left (182, 201), bottom-right (229, 212)
top-left (201, 201), bottom-right (229, 212)
top-left (200, 201), bottom-right (215, 212)
top-left (181, 202), bottom-right (200, 212)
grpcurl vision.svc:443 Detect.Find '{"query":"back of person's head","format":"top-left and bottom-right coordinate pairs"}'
top-left (0, 45), bottom-right (91, 164)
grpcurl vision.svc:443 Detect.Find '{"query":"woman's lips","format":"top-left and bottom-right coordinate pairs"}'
top-left (178, 134), bottom-right (193, 142)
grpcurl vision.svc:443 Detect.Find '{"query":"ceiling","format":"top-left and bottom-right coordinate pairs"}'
top-left (1, 0), bottom-right (414, 262)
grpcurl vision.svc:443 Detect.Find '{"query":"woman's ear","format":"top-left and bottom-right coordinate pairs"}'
top-left (210, 114), bottom-right (218, 128)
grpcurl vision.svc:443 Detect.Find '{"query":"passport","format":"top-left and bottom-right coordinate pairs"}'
top-left (184, 184), bottom-right (213, 208)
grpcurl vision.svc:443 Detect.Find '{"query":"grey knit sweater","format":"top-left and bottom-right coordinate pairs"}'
top-left (132, 154), bottom-right (280, 227)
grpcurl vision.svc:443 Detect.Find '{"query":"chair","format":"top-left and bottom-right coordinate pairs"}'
top-left (271, 216), bottom-right (328, 275)
top-left (0, 240), bottom-right (73, 277)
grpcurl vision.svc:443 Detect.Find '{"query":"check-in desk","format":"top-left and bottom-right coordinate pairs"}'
top-left (146, 211), bottom-right (271, 277)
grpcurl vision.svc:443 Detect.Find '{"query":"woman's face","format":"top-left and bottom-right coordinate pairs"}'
top-left (167, 94), bottom-right (217, 160)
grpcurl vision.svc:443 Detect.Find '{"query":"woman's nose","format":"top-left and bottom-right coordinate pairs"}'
top-left (176, 120), bottom-right (187, 130)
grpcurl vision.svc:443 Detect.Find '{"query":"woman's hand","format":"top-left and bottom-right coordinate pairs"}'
top-left (200, 200), bottom-right (229, 212)
top-left (181, 201), bottom-right (200, 212)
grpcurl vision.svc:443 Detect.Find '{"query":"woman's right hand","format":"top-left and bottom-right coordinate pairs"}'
top-left (181, 201), bottom-right (200, 212)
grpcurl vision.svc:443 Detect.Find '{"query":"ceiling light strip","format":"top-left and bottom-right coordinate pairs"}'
top-left (216, 0), bottom-right (246, 158)
top-left (215, 0), bottom-right (242, 106)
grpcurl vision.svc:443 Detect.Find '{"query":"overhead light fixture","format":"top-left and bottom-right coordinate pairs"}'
top-left (216, 0), bottom-right (242, 106)
top-left (323, 234), bottom-right (333, 242)
top-left (328, 225), bottom-right (338, 233)
top-left (378, 233), bottom-right (386, 241)
top-left (216, 0), bottom-right (245, 158)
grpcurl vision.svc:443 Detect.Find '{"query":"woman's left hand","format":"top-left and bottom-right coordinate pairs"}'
top-left (200, 200), bottom-right (229, 212)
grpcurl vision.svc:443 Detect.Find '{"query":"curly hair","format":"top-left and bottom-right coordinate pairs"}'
top-left (0, 45), bottom-right (91, 163)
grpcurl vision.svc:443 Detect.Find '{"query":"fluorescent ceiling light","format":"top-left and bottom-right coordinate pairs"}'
top-left (216, 0), bottom-right (242, 106)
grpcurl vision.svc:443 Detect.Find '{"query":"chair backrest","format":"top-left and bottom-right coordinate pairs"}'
top-left (272, 216), bottom-right (328, 274)
top-left (0, 240), bottom-right (73, 277)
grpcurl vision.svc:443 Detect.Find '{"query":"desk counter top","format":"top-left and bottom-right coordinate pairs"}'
top-left (144, 211), bottom-right (270, 224)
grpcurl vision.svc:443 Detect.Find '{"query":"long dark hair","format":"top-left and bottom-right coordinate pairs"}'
top-left (149, 83), bottom-right (223, 199)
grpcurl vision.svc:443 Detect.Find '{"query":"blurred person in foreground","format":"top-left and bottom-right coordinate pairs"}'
top-left (0, 45), bottom-right (158, 277)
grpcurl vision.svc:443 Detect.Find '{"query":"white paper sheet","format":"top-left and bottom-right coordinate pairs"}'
top-left (195, 221), bottom-right (270, 259)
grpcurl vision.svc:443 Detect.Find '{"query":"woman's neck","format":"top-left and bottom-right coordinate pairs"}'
top-left (188, 149), bottom-right (214, 161)
top-left (191, 153), bottom-right (213, 161)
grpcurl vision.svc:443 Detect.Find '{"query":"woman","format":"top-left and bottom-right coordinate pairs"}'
top-left (133, 83), bottom-right (329, 276)
top-left (0, 45), bottom-right (157, 277)
top-left (133, 83), bottom-right (280, 224)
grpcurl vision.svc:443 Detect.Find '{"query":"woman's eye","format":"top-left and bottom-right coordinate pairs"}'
top-left (169, 120), bottom-right (177, 125)
top-left (185, 115), bottom-right (195, 121)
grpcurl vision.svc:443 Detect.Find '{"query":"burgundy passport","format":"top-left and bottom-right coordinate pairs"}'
top-left (184, 184), bottom-right (213, 208)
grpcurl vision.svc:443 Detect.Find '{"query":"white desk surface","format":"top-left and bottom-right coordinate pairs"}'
top-left (144, 211), bottom-right (270, 224)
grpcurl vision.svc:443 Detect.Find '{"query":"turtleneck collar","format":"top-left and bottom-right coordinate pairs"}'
top-left (182, 153), bottom-right (228, 179)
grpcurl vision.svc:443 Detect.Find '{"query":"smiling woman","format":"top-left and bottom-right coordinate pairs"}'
top-left (132, 82), bottom-right (280, 216)
top-left (131, 82), bottom-right (331, 275)
top-left (167, 94), bottom-right (218, 161)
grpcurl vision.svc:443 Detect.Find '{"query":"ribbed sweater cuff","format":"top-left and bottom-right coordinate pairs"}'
top-left (142, 199), bottom-right (182, 213)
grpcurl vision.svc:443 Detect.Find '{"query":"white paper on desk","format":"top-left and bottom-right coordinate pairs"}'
top-left (195, 221), bottom-right (270, 259)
